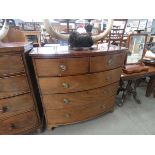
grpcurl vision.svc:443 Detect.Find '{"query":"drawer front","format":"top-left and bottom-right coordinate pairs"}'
top-left (43, 82), bottom-right (118, 110)
top-left (0, 111), bottom-right (39, 135)
top-left (0, 74), bottom-right (30, 99)
top-left (46, 96), bottom-right (115, 125)
top-left (0, 93), bottom-right (34, 119)
top-left (39, 67), bottom-right (122, 94)
top-left (90, 53), bottom-right (125, 72)
top-left (34, 57), bottom-right (89, 76)
top-left (0, 54), bottom-right (25, 76)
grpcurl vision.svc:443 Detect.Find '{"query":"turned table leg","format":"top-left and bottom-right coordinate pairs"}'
top-left (133, 79), bottom-right (141, 104)
top-left (146, 76), bottom-right (155, 97)
top-left (117, 79), bottom-right (126, 106)
top-left (117, 80), bottom-right (132, 106)
top-left (118, 79), bottom-right (141, 106)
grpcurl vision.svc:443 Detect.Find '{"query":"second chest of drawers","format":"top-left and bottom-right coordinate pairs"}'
top-left (0, 42), bottom-right (40, 135)
top-left (30, 46), bottom-right (127, 130)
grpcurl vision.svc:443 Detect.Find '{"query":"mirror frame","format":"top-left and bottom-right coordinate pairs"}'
top-left (125, 33), bottom-right (147, 65)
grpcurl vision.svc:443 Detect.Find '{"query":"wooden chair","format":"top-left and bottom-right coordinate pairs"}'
top-left (108, 19), bottom-right (128, 47)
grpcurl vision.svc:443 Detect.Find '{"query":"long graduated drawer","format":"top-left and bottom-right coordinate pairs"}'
top-left (38, 68), bottom-right (122, 94)
top-left (0, 74), bottom-right (30, 99)
top-left (0, 54), bottom-right (25, 77)
top-left (42, 82), bottom-right (118, 110)
top-left (0, 110), bottom-right (39, 135)
top-left (0, 93), bottom-right (34, 119)
top-left (46, 95), bottom-right (115, 126)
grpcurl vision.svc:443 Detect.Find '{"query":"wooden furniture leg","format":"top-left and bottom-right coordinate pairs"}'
top-left (132, 80), bottom-right (141, 104)
top-left (117, 80), bottom-right (132, 106)
top-left (117, 79), bottom-right (125, 95)
top-left (118, 79), bottom-right (141, 106)
top-left (117, 79), bottom-right (126, 107)
top-left (123, 80), bottom-right (132, 99)
top-left (146, 76), bottom-right (155, 97)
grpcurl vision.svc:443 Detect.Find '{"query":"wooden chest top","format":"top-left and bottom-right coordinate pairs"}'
top-left (0, 42), bottom-right (33, 54)
top-left (29, 44), bottom-right (128, 58)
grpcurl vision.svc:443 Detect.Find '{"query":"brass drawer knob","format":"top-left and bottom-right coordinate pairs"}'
top-left (10, 123), bottom-right (16, 129)
top-left (0, 106), bottom-right (8, 113)
top-left (101, 104), bottom-right (106, 109)
top-left (62, 83), bottom-right (70, 88)
top-left (59, 64), bottom-right (67, 71)
top-left (108, 59), bottom-right (113, 65)
top-left (105, 76), bottom-right (112, 81)
top-left (64, 113), bottom-right (71, 118)
top-left (63, 98), bottom-right (70, 104)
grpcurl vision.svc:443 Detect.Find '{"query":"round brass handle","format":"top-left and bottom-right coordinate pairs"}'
top-left (64, 113), bottom-right (71, 118)
top-left (10, 123), bottom-right (16, 129)
top-left (62, 83), bottom-right (70, 89)
top-left (108, 59), bottom-right (113, 65)
top-left (105, 76), bottom-right (112, 81)
top-left (59, 64), bottom-right (67, 72)
top-left (63, 98), bottom-right (70, 104)
top-left (3, 106), bottom-right (8, 112)
top-left (0, 106), bottom-right (8, 113)
top-left (101, 104), bottom-right (106, 109)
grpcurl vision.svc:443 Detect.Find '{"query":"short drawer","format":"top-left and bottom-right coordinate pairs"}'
top-left (43, 82), bottom-right (118, 110)
top-left (46, 96), bottom-right (115, 125)
top-left (0, 111), bottom-right (39, 135)
top-left (34, 57), bottom-right (89, 76)
top-left (0, 54), bottom-right (25, 77)
top-left (90, 53), bottom-right (125, 72)
top-left (39, 67), bottom-right (122, 94)
top-left (0, 74), bottom-right (30, 99)
top-left (0, 93), bottom-right (34, 119)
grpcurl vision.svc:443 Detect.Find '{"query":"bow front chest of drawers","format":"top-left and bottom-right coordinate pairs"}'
top-left (30, 45), bottom-right (127, 130)
top-left (0, 42), bottom-right (40, 134)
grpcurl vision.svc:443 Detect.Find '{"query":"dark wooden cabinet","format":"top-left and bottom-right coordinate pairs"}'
top-left (0, 42), bottom-right (40, 135)
top-left (30, 45), bottom-right (127, 130)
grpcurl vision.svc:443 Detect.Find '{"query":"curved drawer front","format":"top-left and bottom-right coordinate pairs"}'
top-left (0, 111), bottom-right (38, 135)
top-left (0, 54), bottom-right (25, 77)
top-left (0, 74), bottom-right (30, 99)
top-left (46, 96), bottom-right (115, 125)
top-left (43, 82), bottom-right (118, 110)
top-left (39, 67), bottom-right (121, 94)
top-left (34, 57), bottom-right (89, 76)
top-left (0, 93), bottom-right (34, 119)
top-left (90, 53), bottom-right (125, 72)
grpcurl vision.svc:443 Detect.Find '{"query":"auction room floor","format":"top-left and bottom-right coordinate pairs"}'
top-left (37, 84), bottom-right (155, 135)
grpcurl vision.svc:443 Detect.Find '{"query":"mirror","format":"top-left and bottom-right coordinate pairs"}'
top-left (126, 34), bottom-right (147, 64)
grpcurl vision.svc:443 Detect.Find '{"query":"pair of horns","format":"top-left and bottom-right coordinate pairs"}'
top-left (44, 19), bottom-right (113, 42)
top-left (0, 20), bottom-right (9, 41)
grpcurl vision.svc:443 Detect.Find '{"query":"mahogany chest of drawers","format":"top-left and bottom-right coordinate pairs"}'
top-left (30, 45), bottom-right (127, 130)
top-left (0, 42), bottom-right (40, 134)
